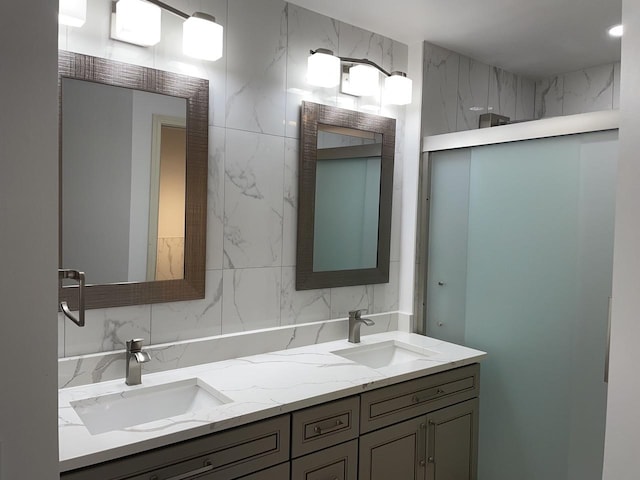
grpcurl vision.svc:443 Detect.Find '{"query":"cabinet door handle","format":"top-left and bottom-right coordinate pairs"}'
top-left (412, 388), bottom-right (445, 404)
top-left (313, 418), bottom-right (344, 435)
top-left (150, 460), bottom-right (213, 480)
top-left (426, 420), bottom-right (436, 467)
top-left (418, 422), bottom-right (427, 468)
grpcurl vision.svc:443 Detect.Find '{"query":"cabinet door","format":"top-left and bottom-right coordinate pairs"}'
top-left (425, 399), bottom-right (478, 480)
top-left (359, 416), bottom-right (427, 480)
top-left (292, 439), bottom-right (358, 480)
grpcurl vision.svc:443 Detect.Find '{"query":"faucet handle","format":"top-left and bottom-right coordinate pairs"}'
top-left (348, 309), bottom-right (368, 319)
top-left (127, 338), bottom-right (145, 352)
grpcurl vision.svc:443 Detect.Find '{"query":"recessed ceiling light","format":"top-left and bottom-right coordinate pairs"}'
top-left (608, 24), bottom-right (623, 37)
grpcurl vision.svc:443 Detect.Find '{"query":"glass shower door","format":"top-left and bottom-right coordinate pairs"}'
top-left (425, 130), bottom-right (618, 480)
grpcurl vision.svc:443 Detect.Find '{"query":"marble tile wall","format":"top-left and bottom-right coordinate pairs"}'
top-left (58, 1), bottom-right (407, 358)
top-left (422, 40), bottom-right (620, 136)
top-left (534, 62), bottom-right (621, 118)
top-left (422, 41), bottom-right (536, 136)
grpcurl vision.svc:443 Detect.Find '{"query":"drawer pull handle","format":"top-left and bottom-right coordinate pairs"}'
top-left (150, 460), bottom-right (213, 480)
top-left (412, 388), bottom-right (445, 403)
top-left (313, 418), bottom-right (344, 435)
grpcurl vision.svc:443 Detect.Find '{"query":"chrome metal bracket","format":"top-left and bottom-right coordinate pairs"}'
top-left (58, 269), bottom-right (85, 327)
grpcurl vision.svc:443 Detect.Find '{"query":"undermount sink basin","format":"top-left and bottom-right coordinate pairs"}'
top-left (332, 340), bottom-right (439, 369)
top-left (71, 378), bottom-right (232, 435)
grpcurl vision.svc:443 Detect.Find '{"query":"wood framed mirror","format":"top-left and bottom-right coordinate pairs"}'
top-left (58, 50), bottom-right (208, 310)
top-left (296, 101), bottom-right (396, 290)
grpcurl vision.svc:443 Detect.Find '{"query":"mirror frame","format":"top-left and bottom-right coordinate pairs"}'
top-left (296, 101), bottom-right (395, 290)
top-left (58, 50), bottom-right (208, 310)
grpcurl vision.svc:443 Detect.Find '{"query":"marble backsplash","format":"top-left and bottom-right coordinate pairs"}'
top-left (58, 313), bottom-right (399, 388)
top-left (57, 0), bottom-right (407, 359)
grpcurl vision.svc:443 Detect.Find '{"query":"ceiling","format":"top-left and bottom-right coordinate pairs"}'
top-left (287, 0), bottom-right (622, 79)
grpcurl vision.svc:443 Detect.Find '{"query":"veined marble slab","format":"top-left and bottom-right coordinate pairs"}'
top-left (59, 330), bottom-right (486, 471)
top-left (58, 313), bottom-right (399, 388)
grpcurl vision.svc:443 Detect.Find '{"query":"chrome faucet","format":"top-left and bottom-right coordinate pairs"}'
top-left (348, 310), bottom-right (375, 343)
top-left (125, 338), bottom-right (151, 386)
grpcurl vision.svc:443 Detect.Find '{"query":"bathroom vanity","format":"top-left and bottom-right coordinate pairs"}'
top-left (59, 332), bottom-right (485, 479)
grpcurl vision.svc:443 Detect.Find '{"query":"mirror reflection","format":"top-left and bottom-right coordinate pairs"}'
top-left (61, 78), bottom-right (187, 285)
top-left (314, 126), bottom-right (382, 272)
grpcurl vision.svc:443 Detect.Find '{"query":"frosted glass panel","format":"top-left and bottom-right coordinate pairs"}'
top-left (467, 136), bottom-right (581, 480)
top-left (425, 130), bottom-right (618, 480)
top-left (426, 149), bottom-right (471, 344)
top-left (313, 156), bottom-right (381, 271)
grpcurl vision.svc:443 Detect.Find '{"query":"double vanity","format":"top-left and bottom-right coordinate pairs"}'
top-left (59, 331), bottom-right (485, 479)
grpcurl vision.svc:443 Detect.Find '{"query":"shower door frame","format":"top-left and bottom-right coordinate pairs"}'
top-left (414, 109), bottom-right (620, 334)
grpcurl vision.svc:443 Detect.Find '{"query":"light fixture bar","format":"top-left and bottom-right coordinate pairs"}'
top-left (146, 0), bottom-right (189, 19)
top-left (309, 49), bottom-right (393, 77)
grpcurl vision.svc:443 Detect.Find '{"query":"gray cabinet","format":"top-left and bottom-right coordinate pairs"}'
top-left (226, 463), bottom-right (290, 480)
top-left (291, 396), bottom-right (360, 480)
top-left (291, 439), bottom-right (358, 480)
top-left (61, 416), bottom-right (290, 480)
top-left (358, 365), bottom-right (480, 480)
top-left (61, 365), bottom-right (480, 480)
top-left (292, 396), bottom-right (360, 458)
top-left (358, 399), bottom-right (478, 480)
top-left (359, 364), bottom-right (479, 434)
top-left (425, 399), bottom-right (478, 480)
top-left (359, 416), bottom-right (426, 480)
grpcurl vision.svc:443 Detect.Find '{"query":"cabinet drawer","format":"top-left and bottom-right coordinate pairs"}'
top-left (62, 415), bottom-right (290, 480)
top-left (291, 439), bottom-right (358, 480)
top-left (227, 462), bottom-right (289, 480)
top-left (291, 396), bottom-right (359, 458)
top-left (360, 364), bottom-right (480, 433)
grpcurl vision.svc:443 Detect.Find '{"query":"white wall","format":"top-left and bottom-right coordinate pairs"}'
top-left (0, 0), bottom-right (59, 478)
top-left (602, 1), bottom-right (640, 478)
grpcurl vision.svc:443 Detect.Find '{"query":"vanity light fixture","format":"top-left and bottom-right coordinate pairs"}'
top-left (346, 64), bottom-right (380, 96)
top-left (307, 48), bottom-right (413, 105)
top-left (114, 0), bottom-right (162, 46)
top-left (111, 0), bottom-right (224, 61)
top-left (608, 24), bottom-right (624, 37)
top-left (384, 72), bottom-right (412, 106)
top-left (307, 48), bottom-right (342, 87)
top-left (183, 13), bottom-right (223, 61)
top-left (59, 0), bottom-right (87, 27)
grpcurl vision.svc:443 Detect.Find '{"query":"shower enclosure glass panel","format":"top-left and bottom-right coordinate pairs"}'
top-left (425, 130), bottom-right (618, 480)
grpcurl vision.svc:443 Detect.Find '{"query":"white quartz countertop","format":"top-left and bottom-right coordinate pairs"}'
top-left (59, 331), bottom-right (486, 472)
